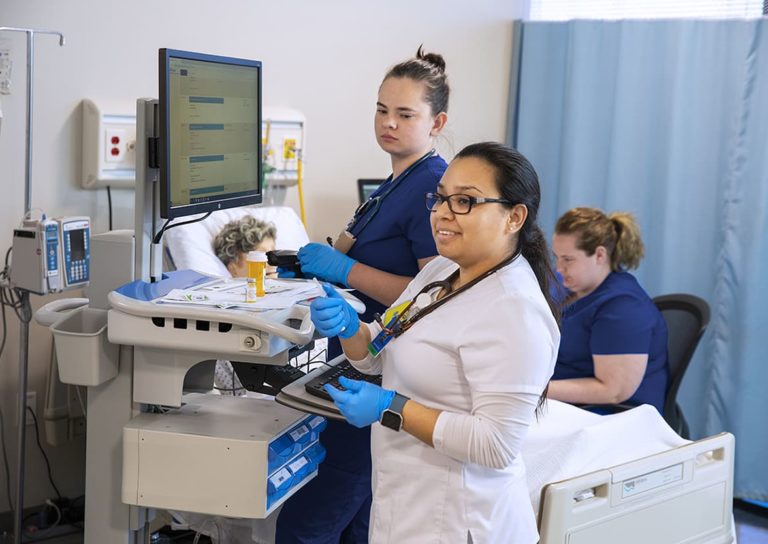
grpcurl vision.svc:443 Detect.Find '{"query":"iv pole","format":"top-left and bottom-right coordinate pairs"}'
top-left (0, 26), bottom-right (65, 544)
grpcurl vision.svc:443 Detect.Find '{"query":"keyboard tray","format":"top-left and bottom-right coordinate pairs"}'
top-left (304, 359), bottom-right (382, 402)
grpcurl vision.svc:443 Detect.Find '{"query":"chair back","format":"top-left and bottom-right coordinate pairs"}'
top-left (653, 294), bottom-right (710, 436)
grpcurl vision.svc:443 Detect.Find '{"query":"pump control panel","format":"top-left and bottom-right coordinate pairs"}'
top-left (10, 216), bottom-right (90, 294)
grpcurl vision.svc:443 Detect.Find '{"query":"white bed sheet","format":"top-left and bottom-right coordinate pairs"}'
top-left (522, 400), bottom-right (688, 513)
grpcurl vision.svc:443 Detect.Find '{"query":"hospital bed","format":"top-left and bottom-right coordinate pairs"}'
top-left (157, 206), bottom-right (735, 544)
top-left (527, 401), bottom-right (734, 543)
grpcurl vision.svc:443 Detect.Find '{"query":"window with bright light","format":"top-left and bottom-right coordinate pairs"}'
top-left (528, 0), bottom-right (765, 20)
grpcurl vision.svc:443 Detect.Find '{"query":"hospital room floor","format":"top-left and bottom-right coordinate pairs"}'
top-left (735, 504), bottom-right (768, 542)
top-left (25, 506), bottom-right (768, 543)
top-left (16, 529), bottom-right (212, 543)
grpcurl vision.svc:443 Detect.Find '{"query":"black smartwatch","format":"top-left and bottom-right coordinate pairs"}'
top-left (380, 392), bottom-right (410, 432)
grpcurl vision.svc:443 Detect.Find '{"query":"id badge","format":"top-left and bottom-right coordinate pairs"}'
top-left (367, 300), bottom-right (410, 357)
top-left (381, 301), bottom-right (411, 326)
top-left (332, 230), bottom-right (356, 254)
top-left (368, 314), bottom-right (399, 358)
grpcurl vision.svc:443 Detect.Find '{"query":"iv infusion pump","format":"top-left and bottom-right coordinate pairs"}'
top-left (10, 216), bottom-right (91, 295)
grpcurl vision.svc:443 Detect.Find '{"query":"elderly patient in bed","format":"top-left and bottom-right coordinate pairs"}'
top-left (211, 216), bottom-right (278, 395)
top-left (213, 216), bottom-right (278, 279)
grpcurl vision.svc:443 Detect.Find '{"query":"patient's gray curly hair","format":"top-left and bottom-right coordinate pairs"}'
top-left (213, 216), bottom-right (277, 268)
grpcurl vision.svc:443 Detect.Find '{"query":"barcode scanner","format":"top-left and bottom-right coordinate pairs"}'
top-left (267, 250), bottom-right (303, 278)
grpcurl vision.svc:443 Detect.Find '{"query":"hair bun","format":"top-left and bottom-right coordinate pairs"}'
top-left (416, 45), bottom-right (446, 73)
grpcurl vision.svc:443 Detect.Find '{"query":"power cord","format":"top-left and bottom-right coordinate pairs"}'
top-left (0, 406), bottom-right (13, 511)
top-left (14, 409), bottom-right (85, 535)
top-left (0, 245), bottom-right (30, 513)
top-left (21, 498), bottom-right (62, 537)
top-left (152, 212), bottom-right (212, 245)
top-left (26, 406), bottom-right (62, 501)
top-left (1, 247), bottom-right (32, 325)
top-left (106, 185), bottom-right (113, 231)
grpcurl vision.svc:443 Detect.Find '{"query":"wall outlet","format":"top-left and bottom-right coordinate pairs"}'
top-left (25, 391), bottom-right (36, 425)
top-left (104, 125), bottom-right (136, 164)
top-left (81, 99), bottom-right (137, 188)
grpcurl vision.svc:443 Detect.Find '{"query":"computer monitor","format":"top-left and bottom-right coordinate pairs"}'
top-left (159, 49), bottom-right (263, 219)
top-left (357, 179), bottom-right (385, 205)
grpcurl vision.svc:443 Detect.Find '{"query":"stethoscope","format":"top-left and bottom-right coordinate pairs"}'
top-left (374, 249), bottom-right (523, 341)
top-left (337, 149), bottom-right (436, 245)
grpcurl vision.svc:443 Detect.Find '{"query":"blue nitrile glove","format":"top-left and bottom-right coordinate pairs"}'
top-left (277, 266), bottom-right (296, 278)
top-left (277, 266), bottom-right (315, 279)
top-left (324, 376), bottom-right (395, 428)
top-left (297, 243), bottom-right (357, 287)
top-left (309, 283), bottom-right (360, 339)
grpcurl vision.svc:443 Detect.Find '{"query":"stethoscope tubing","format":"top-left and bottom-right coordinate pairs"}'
top-left (347, 149), bottom-right (436, 238)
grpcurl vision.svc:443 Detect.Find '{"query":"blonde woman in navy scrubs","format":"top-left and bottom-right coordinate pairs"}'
top-left (549, 207), bottom-right (669, 413)
top-left (277, 47), bottom-right (450, 543)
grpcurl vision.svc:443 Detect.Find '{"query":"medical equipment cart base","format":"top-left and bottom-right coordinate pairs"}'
top-left (123, 393), bottom-right (326, 518)
top-left (53, 270), bottom-right (325, 542)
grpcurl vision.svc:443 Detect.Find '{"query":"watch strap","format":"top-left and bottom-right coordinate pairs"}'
top-left (388, 392), bottom-right (409, 416)
top-left (380, 392), bottom-right (410, 431)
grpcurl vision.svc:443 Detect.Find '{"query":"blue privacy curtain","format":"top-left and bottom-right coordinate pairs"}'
top-left (510, 19), bottom-right (768, 500)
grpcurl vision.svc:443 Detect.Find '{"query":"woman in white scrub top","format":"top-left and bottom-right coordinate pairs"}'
top-left (311, 142), bottom-right (561, 543)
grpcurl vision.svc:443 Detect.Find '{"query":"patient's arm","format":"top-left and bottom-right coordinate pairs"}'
top-left (346, 256), bottom-right (435, 306)
top-left (547, 354), bottom-right (648, 405)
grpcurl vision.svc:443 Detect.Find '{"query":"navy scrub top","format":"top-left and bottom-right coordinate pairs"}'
top-left (323, 153), bottom-right (446, 471)
top-left (553, 271), bottom-right (670, 413)
top-left (342, 153), bottom-right (447, 326)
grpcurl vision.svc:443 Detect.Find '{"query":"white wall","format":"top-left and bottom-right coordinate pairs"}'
top-left (0, 0), bottom-right (523, 512)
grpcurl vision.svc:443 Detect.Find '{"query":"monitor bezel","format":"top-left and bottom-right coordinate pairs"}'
top-left (159, 48), bottom-right (263, 220)
top-left (357, 178), bottom-right (385, 205)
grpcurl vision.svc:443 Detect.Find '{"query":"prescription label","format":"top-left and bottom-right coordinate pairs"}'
top-left (289, 426), bottom-right (309, 442)
top-left (289, 457), bottom-right (309, 474)
top-left (269, 468), bottom-right (291, 489)
top-left (621, 462), bottom-right (683, 498)
top-left (308, 416), bottom-right (324, 429)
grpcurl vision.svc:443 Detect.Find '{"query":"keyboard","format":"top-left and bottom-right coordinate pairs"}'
top-left (304, 359), bottom-right (382, 402)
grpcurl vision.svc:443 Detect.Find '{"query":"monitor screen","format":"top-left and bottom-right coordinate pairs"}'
top-left (159, 49), bottom-right (263, 219)
top-left (357, 179), bottom-right (385, 205)
top-left (68, 229), bottom-right (86, 261)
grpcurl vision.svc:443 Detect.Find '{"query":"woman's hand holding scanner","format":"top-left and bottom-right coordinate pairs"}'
top-left (297, 243), bottom-right (357, 287)
top-left (268, 250), bottom-right (302, 279)
top-left (310, 284), bottom-right (360, 339)
top-left (323, 376), bottom-right (395, 428)
top-left (277, 266), bottom-right (305, 279)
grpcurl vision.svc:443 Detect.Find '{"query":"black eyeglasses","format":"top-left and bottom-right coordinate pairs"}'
top-left (425, 192), bottom-right (514, 215)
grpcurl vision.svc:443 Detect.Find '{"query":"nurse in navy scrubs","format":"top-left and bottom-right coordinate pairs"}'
top-left (276, 47), bottom-right (450, 543)
top-left (548, 207), bottom-right (669, 414)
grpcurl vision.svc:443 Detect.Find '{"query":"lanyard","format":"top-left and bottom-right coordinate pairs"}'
top-left (379, 250), bottom-right (522, 341)
top-left (347, 149), bottom-right (436, 238)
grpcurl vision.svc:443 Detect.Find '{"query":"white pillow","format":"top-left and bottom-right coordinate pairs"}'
top-left (163, 205), bottom-right (309, 276)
